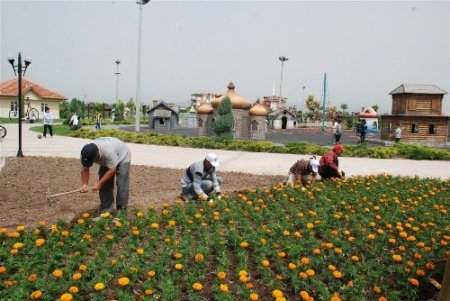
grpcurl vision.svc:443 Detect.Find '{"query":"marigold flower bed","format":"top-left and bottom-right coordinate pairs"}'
top-left (0, 174), bottom-right (449, 301)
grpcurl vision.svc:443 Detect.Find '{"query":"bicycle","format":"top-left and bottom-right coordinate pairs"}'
top-left (0, 125), bottom-right (6, 138)
top-left (9, 102), bottom-right (40, 122)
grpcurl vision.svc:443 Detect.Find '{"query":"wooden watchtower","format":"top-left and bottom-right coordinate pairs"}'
top-left (380, 84), bottom-right (449, 144)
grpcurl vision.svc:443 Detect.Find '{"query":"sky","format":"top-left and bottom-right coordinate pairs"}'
top-left (1, 0), bottom-right (450, 114)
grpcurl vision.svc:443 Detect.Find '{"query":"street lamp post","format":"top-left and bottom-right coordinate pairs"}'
top-left (135, 0), bottom-right (151, 132)
top-left (278, 56), bottom-right (288, 99)
top-left (8, 53), bottom-right (31, 158)
top-left (115, 60), bottom-right (121, 104)
top-left (302, 85), bottom-right (306, 111)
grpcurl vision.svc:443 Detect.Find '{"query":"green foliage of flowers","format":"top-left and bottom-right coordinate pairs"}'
top-left (70, 128), bottom-right (450, 160)
top-left (1, 175), bottom-right (449, 300)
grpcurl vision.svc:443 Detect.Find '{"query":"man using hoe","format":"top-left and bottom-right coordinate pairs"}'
top-left (285, 156), bottom-right (320, 190)
top-left (180, 153), bottom-right (222, 202)
top-left (80, 137), bottom-right (131, 218)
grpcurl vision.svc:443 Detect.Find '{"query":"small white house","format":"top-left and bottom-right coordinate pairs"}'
top-left (358, 106), bottom-right (380, 132)
top-left (267, 108), bottom-right (299, 129)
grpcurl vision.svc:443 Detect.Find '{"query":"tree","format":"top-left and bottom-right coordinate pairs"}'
top-left (340, 103), bottom-right (348, 116)
top-left (126, 98), bottom-right (136, 115)
top-left (372, 104), bottom-right (379, 112)
top-left (305, 95), bottom-right (322, 121)
top-left (213, 96), bottom-right (234, 141)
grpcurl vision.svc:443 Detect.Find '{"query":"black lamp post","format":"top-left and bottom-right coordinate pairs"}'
top-left (8, 52), bottom-right (31, 158)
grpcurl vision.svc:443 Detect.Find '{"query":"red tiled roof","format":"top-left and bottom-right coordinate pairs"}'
top-left (0, 78), bottom-right (67, 100)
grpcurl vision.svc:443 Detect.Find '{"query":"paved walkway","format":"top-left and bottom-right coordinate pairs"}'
top-left (0, 123), bottom-right (449, 179)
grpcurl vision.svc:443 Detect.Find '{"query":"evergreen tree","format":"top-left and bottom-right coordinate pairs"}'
top-left (213, 96), bottom-right (234, 141)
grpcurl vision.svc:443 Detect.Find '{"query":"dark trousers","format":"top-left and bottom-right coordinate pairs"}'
top-left (319, 165), bottom-right (341, 179)
top-left (334, 134), bottom-right (341, 143)
top-left (98, 163), bottom-right (130, 213)
top-left (360, 132), bottom-right (366, 143)
top-left (43, 125), bottom-right (53, 137)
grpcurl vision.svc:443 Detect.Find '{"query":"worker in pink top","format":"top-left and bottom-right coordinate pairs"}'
top-left (319, 144), bottom-right (345, 179)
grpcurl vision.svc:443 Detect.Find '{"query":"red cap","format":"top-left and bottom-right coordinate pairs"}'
top-left (333, 144), bottom-right (345, 152)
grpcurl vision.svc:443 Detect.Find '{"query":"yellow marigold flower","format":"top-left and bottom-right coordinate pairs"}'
top-left (61, 231), bottom-right (69, 237)
top-left (35, 238), bottom-right (45, 247)
top-left (118, 277), bottom-right (130, 286)
top-left (52, 269), bottom-right (63, 278)
top-left (272, 289), bottom-right (283, 298)
top-left (300, 257), bottom-right (310, 265)
top-left (351, 256), bottom-right (359, 262)
top-left (175, 263), bottom-right (183, 270)
top-left (299, 272), bottom-right (308, 279)
top-left (16, 225), bottom-right (25, 232)
top-left (392, 254), bottom-right (402, 262)
top-left (330, 295), bottom-right (341, 301)
top-left (328, 264), bottom-right (336, 271)
top-left (60, 293), bottom-right (73, 301)
top-left (69, 286), bottom-right (79, 293)
top-left (306, 223), bottom-right (314, 229)
top-left (276, 298), bottom-right (286, 301)
top-left (136, 211), bottom-right (144, 217)
top-left (250, 293), bottom-right (259, 300)
top-left (79, 264), bottom-right (87, 271)
top-left (38, 220), bottom-right (46, 226)
top-left (217, 271), bottom-right (226, 280)
top-left (77, 219), bottom-right (84, 225)
top-left (168, 220), bottom-right (176, 227)
top-left (7, 231), bottom-right (20, 238)
top-left (31, 290), bottom-right (43, 299)
top-left (192, 282), bottom-right (203, 291)
top-left (261, 260), bottom-right (270, 267)
top-left (220, 284), bottom-right (229, 293)
top-left (305, 269), bottom-right (315, 276)
top-left (82, 212), bottom-right (90, 218)
top-left (278, 251), bottom-right (286, 258)
top-left (240, 241), bottom-right (249, 248)
top-left (13, 242), bottom-right (24, 249)
top-left (333, 270), bottom-right (343, 279)
top-left (173, 252), bottom-right (182, 259)
top-left (239, 270), bottom-right (248, 277)
top-left (150, 223), bottom-right (159, 229)
top-left (72, 273), bottom-right (82, 281)
top-left (94, 282), bottom-right (105, 291)
top-left (147, 270), bottom-right (156, 278)
top-left (194, 253), bottom-right (204, 262)
top-left (288, 263), bottom-right (297, 270)
top-left (136, 248), bottom-right (144, 255)
top-left (51, 224), bottom-right (58, 232)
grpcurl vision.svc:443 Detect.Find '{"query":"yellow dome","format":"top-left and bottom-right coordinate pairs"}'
top-left (197, 103), bottom-right (214, 114)
top-left (211, 82), bottom-right (252, 109)
top-left (249, 101), bottom-right (268, 116)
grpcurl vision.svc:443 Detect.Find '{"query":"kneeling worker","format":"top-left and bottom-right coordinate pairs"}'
top-left (319, 144), bottom-right (345, 179)
top-left (180, 153), bottom-right (222, 201)
top-left (285, 156), bottom-right (320, 190)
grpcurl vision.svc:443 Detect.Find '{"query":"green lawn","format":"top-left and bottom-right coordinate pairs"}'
top-left (29, 124), bottom-right (73, 136)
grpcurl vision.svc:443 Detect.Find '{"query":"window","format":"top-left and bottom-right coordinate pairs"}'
top-left (251, 120), bottom-right (258, 131)
top-left (198, 119), bottom-right (203, 128)
top-left (41, 103), bottom-right (48, 112)
top-left (388, 122), bottom-right (393, 133)
top-left (232, 119), bottom-right (236, 132)
top-left (429, 124), bottom-right (436, 134)
top-left (10, 102), bottom-right (18, 112)
top-left (372, 121), bottom-right (377, 129)
top-left (159, 119), bottom-right (164, 125)
top-left (411, 123), bottom-right (418, 133)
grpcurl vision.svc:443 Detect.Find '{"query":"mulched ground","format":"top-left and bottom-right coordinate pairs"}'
top-left (0, 157), bottom-right (284, 230)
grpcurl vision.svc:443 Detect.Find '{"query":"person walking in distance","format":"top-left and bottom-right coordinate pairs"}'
top-left (180, 153), bottom-right (222, 202)
top-left (360, 119), bottom-right (368, 143)
top-left (70, 112), bottom-right (79, 130)
top-left (334, 120), bottom-right (343, 144)
top-left (394, 124), bottom-right (402, 143)
top-left (95, 113), bottom-right (102, 130)
top-left (42, 107), bottom-right (53, 138)
top-left (80, 137), bottom-right (131, 218)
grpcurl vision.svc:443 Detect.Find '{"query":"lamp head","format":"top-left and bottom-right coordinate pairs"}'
top-left (116, 60), bottom-right (121, 65)
top-left (279, 56), bottom-right (288, 62)
top-left (24, 57), bottom-right (32, 67)
top-left (8, 55), bottom-right (15, 66)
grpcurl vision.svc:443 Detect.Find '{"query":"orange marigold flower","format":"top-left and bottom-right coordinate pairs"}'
top-left (145, 289), bottom-right (153, 295)
top-left (299, 291), bottom-right (310, 300)
top-left (194, 253), bottom-right (204, 262)
top-left (28, 274), bottom-right (37, 282)
top-left (409, 278), bottom-right (419, 286)
top-left (272, 289), bottom-right (283, 298)
top-left (94, 282), bottom-right (105, 291)
top-left (250, 293), bottom-right (259, 300)
top-left (69, 286), bottom-right (79, 293)
top-left (392, 254), bottom-right (402, 262)
top-left (305, 269), bottom-right (315, 276)
top-left (192, 282), bottom-right (203, 291)
top-left (0, 266), bottom-right (6, 274)
top-left (60, 293), bottom-right (73, 301)
top-left (333, 270), bottom-right (343, 279)
top-left (217, 271), bottom-right (226, 280)
top-left (261, 260), bottom-right (270, 267)
top-left (175, 263), bottom-right (183, 270)
top-left (31, 290), bottom-right (43, 300)
top-left (52, 269), bottom-right (63, 278)
top-left (220, 284), bottom-right (229, 293)
top-left (35, 238), bottom-right (45, 247)
top-left (147, 270), bottom-right (156, 278)
top-left (118, 277), bottom-right (130, 286)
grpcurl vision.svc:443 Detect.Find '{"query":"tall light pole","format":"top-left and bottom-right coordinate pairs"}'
top-left (135, 0), bottom-right (151, 132)
top-left (302, 85), bottom-right (306, 111)
top-left (278, 56), bottom-right (288, 99)
top-left (115, 60), bottom-right (121, 104)
top-left (8, 53), bottom-right (31, 158)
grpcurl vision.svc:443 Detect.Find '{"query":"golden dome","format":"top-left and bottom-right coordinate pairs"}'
top-left (197, 103), bottom-right (214, 114)
top-left (211, 82), bottom-right (252, 109)
top-left (249, 101), bottom-right (268, 116)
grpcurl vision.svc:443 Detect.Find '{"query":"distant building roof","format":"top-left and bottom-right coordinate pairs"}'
top-left (0, 78), bottom-right (67, 100)
top-left (389, 84), bottom-right (447, 95)
top-left (358, 106), bottom-right (380, 118)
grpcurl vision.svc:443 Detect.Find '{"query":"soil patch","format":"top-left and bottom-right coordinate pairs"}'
top-left (0, 157), bottom-right (284, 230)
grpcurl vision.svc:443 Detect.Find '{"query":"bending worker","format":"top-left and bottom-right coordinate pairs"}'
top-left (285, 156), bottom-right (320, 190)
top-left (80, 137), bottom-right (131, 216)
top-left (180, 153), bottom-right (222, 201)
top-left (318, 144), bottom-right (345, 179)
